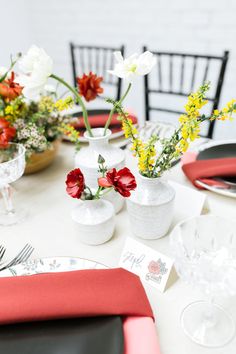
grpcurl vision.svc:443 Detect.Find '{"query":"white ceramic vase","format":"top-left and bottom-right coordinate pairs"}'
top-left (126, 174), bottom-right (175, 240)
top-left (74, 128), bottom-right (125, 213)
top-left (71, 199), bottom-right (115, 245)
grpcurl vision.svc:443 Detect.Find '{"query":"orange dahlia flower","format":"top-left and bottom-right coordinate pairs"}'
top-left (77, 72), bottom-right (103, 102)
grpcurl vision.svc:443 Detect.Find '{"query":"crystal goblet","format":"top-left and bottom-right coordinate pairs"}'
top-left (170, 215), bottom-right (236, 348)
top-left (0, 143), bottom-right (26, 226)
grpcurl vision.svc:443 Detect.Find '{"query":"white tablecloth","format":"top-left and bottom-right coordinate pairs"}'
top-left (1, 142), bottom-right (236, 354)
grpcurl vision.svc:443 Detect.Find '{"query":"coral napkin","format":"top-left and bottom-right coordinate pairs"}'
top-left (123, 317), bottom-right (161, 354)
top-left (182, 154), bottom-right (236, 189)
top-left (0, 268), bottom-right (153, 325)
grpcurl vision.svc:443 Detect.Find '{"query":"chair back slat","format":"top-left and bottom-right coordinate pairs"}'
top-left (70, 43), bottom-right (125, 101)
top-left (202, 57), bottom-right (210, 83)
top-left (95, 48), bottom-right (100, 77)
top-left (169, 54), bottom-right (173, 92)
top-left (191, 56), bottom-right (197, 91)
top-left (79, 48), bottom-right (85, 75)
top-left (88, 48), bottom-right (92, 73)
top-left (157, 54), bottom-right (162, 91)
top-left (143, 47), bottom-right (229, 138)
top-left (180, 55), bottom-right (185, 93)
top-left (102, 49), bottom-right (108, 82)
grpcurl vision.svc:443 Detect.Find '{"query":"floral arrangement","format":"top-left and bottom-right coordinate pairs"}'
top-left (0, 46), bottom-right (156, 153)
top-left (106, 82), bottom-right (236, 178)
top-left (0, 59), bottom-right (79, 153)
top-left (66, 155), bottom-right (137, 200)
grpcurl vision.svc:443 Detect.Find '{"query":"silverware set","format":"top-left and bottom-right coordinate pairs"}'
top-left (0, 244), bottom-right (34, 271)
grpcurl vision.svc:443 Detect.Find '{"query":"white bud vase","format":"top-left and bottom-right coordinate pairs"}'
top-left (126, 174), bottom-right (175, 239)
top-left (71, 199), bottom-right (115, 245)
top-left (74, 128), bottom-right (125, 214)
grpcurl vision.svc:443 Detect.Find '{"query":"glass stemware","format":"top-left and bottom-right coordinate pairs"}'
top-left (0, 143), bottom-right (26, 226)
top-left (170, 215), bottom-right (236, 348)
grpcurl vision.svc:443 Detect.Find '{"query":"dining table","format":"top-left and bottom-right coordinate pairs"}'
top-left (1, 141), bottom-right (236, 354)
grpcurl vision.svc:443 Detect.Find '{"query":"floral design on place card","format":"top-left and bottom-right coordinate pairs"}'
top-left (145, 259), bottom-right (168, 284)
top-left (119, 237), bottom-right (175, 292)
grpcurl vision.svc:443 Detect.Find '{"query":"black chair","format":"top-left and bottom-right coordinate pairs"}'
top-left (70, 43), bottom-right (125, 101)
top-left (143, 47), bottom-right (229, 139)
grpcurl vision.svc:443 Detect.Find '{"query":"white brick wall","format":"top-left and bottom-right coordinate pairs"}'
top-left (2, 0), bottom-right (236, 138)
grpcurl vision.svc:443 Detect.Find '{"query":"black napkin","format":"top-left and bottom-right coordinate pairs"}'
top-left (197, 142), bottom-right (236, 184)
top-left (0, 316), bottom-right (124, 354)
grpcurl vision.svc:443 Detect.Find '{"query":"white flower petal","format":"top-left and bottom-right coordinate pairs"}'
top-left (22, 83), bottom-right (45, 100)
top-left (113, 51), bottom-right (124, 63)
top-left (18, 45), bottom-right (53, 99)
top-left (136, 51), bottom-right (157, 76)
top-left (44, 84), bottom-right (56, 93)
top-left (108, 51), bottom-right (156, 81)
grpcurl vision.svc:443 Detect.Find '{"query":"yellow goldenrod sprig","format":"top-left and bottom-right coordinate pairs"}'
top-left (59, 123), bottom-right (80, 150)
top-left (176, 82), bottom-right (210, 154)
top-left (108, 84), bottom-right (236, 178)
top-left (138, 135), bottom-right (158, 176)
top-left (211, 99), bottom-right (236, 121)
top-left (54, 96), bottom-right (74, 111)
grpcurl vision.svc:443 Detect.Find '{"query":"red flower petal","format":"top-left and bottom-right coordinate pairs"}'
top-left (105, 167), bottom-right (137, 197)
top-left (98, 177), bottom-right (112, 188)
top-left (0, 118), bottom-right (16, 147)
top-left (77, 72), bottom-right (104, 102)
top-left (65, 168), bottom-right (85, 199)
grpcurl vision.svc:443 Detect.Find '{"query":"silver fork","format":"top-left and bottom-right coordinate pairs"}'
top-left (0, 244), bottom-right (34, 271)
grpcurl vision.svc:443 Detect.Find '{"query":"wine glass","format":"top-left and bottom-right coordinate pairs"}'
top-left (0, 143), bottom-right (27, 226)
top-left (170, 215), bottom-right (236, 348)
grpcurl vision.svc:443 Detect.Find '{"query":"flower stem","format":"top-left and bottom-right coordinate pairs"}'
top-left (0, 55), bottom-right (20, 83)
top-left (150, 127), bottom-right (182, 177)
top-left (1, 185), bottom-right (15, 214)
top-left (94, 186), bottom-right (103, 199)
top-left (104, 83), bottom-right (132, 135)
top-left (50, 73), bottom-right (93, 137)
top-left (101, 187), bottom-right (113, 197)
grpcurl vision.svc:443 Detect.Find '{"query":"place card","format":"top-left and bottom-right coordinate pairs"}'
top-left (119, 237), bottom-right (176, 292)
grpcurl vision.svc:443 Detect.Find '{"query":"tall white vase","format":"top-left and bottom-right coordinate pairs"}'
top-left (74, 128), bottom-right (125, 213)
top-left (126, 174), bottom-right (175, 239)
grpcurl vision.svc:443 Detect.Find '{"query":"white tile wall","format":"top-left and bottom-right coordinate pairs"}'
top-left (1, 0), bottom-right (236, 138)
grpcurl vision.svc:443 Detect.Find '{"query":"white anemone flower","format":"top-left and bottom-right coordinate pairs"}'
top-left (16, 45), bottom-right (53, 99)
top-left (108, 51), bottom-right (156, 82)
top-left (44, 84), bottom-right (56, 94)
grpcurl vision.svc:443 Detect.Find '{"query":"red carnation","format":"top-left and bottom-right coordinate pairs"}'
top-left (66, 168), bottom-right (85, 199)
top-left (0, 72), bottom-right (23, 101)
top-left (0, 118), bottom-right (16, 148)
top-left (77, 72), bottom-right (103, 102)
top-left (98, 167), bottom-right (137, 197)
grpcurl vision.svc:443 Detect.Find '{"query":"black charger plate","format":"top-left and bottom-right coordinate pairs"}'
top-left (0, 316), bottom-right (123, 354)
top-left (197, 142), bottom-right (236, 185)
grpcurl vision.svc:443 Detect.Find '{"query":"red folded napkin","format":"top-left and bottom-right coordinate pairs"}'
top-left (182, 155), bottom-right (236, 189)
top-left (0, 268), bottom-right (153, 325)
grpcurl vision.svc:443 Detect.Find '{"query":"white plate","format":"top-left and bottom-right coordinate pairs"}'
top-left (0, 257), bottom-right (108, 277)
top-left (196, 179), bottom-right (236, 199)
top-left (195, 139), bottom-right (236, 199)
top-left (197, 139), bottom-right (236, 154)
